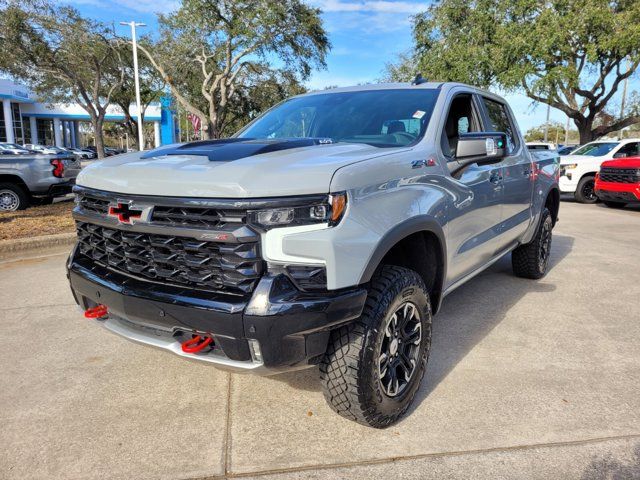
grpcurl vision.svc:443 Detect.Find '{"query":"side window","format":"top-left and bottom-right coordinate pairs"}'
top-left (614, 142), bottom-right (640, 157)
top-left (481, 97), bottom-right (518, 154)
top-left (440, 94), bottom-right (482, 159)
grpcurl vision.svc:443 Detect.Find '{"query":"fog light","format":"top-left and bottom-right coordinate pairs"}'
top-left (247, 339), bottom-right (263, 363)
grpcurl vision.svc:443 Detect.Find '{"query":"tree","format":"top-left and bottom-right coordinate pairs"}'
top-left (138, 0), bottom-right (329, 139)
top-left (0, 0), bottom-right (124, 158)
top-left (524, 121), bottom-right (579, 144)
top-left (398, 0), bottom-right (640, 143)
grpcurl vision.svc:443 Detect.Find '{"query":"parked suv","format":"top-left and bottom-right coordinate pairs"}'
top-left (595, 157), bottom-right (640, 208)
top-left (560, 139), bottom-right (640, 203)
top-left (67, 82), bottom-right (560, 427)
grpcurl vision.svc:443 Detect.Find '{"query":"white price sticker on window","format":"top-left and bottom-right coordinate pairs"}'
top-left (412, 110), bottom-right (426, 119)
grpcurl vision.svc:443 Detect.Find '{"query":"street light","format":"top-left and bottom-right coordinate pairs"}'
top-left (120, 21), bottom-right (146, 151)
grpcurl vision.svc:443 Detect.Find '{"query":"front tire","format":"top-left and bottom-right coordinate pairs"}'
top-left (320, 265), bottom-right (432, 428)
top-left (574, 176), bottom-right (598, 204)
top-left (512, 208), bottom-right (553, 279)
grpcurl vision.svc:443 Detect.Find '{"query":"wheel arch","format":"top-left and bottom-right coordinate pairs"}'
top-left (0, 174), bottom-right (29, 192)
top-left (358, 216), bottom-right (447, 314)
top-left (545, 186), bottom-right (560, 226)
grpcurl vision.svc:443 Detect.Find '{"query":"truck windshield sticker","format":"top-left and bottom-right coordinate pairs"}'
top-left (412, 110), bottom-right (426, 119)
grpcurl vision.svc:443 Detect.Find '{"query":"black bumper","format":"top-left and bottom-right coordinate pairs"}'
top-left (67, 253), bottom-right (366, 373)
top-left (596, 189), bottom-right (640, 203)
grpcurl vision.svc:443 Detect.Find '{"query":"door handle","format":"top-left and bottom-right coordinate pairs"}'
top-left (489, 172), bottom-right (503, 184)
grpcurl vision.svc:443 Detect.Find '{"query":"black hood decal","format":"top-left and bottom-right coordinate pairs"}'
top-left (140, 138), bottom-right (333, 162)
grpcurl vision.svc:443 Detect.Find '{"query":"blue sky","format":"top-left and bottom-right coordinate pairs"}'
top-left (66, 0), bottom-right (632, 135)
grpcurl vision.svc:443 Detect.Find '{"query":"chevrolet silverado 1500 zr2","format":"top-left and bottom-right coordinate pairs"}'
top-left (67, 82), bottom-right (560, 427)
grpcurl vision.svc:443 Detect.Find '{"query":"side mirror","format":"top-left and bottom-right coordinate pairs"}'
top-left (449, 132), bottom-right (507, 174)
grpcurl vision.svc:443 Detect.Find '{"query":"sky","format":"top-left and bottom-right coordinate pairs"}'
top-left (65, 0), bottom-right (633, 136)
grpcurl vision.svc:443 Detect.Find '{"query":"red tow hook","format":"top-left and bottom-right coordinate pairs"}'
top-left (181, 335), bottom-right (213, 354)
top-left (84, 304), bottom-right (108, 319)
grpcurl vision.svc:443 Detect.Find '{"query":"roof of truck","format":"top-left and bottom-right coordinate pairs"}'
top-left (303, 81), bottom-right (503, 101)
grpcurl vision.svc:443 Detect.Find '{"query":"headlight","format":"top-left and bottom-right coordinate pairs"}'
top-left (563, 163), bottom-right (578, 170)
top-left (248, 193), bottom-right (347, 230)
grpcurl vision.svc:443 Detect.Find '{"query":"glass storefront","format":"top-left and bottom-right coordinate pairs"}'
top-left (0, 102), bottom-right (25, 143)
top-left (37, 119), bottom-right (54, 145)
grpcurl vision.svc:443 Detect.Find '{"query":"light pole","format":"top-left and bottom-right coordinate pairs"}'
top-left (120, 21), bottom-right (146, 151)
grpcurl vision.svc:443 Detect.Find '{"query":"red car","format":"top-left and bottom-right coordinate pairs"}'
top-left (595, 157), bottom-right (640, 208)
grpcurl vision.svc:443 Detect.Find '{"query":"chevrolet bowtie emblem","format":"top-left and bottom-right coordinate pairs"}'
top-left (108, 202), bottom-right (143, 224)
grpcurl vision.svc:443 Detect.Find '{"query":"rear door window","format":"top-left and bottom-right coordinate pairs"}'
top-left (614, 142), bottom-right (640, 158)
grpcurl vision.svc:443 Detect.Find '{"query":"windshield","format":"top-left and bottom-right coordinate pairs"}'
top-left (237, 89), bottom-right (440, 147)
top-left (571, 142), bottom-right (618, 156)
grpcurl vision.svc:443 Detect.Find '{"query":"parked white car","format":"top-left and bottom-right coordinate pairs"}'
top-left (559, 138), bottom-right (640, 203)
top-left (526, 142), bottom-right (557, 151)
top-left (24, 144), bottom-right (66, 155)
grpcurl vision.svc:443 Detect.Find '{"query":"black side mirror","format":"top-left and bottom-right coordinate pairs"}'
top-left (449, 132), bottom-right (507, 174)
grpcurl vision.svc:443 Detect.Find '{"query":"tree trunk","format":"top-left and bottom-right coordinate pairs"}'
top-left (575, 118), bottom-right (595, 145)
top-left (205, 120), bottom-right (217, 139)
top-left (93, 116), bottom-right (106, 159)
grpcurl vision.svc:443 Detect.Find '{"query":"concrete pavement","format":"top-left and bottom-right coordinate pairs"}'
top-left (0, 201), bottom-right (639, 479)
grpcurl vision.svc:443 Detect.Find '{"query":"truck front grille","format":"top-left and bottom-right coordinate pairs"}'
top-left (75, 221), bottom-right (262, 295)
top-left (599, 167), bottom-right (640, 184)
top-left (151, 206), bottom-right (245, 229)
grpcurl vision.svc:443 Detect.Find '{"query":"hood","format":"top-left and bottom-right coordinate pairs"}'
top-left (600, 157), bottom-right (640, 169)
top-left (76, 139), bottom-right (400, 198)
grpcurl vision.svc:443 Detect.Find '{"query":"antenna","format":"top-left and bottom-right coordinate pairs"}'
top-left (412, 73), bottom-right (428, 85)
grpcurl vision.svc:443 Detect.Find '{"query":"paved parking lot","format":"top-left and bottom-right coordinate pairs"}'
top-left (1, 201), bottom-right (639, 480)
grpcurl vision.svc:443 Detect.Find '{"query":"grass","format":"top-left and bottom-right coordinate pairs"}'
top-left (0, 199), bottom-right (75, 241)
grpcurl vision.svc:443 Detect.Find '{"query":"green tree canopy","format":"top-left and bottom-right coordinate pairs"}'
top-left (395, 0), bottom-right (640, 143)
top-left (0, 0), bottom-right (124, 158)
top-left (139, 0), bottom-right (330, 139)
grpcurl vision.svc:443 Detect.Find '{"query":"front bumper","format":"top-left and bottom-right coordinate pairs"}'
top-left (559, 174), bottom-right (578, 193)
top-left (595, 181), bottom-right (640, 203)
top-left (67, 252), bottom-right (367, 374)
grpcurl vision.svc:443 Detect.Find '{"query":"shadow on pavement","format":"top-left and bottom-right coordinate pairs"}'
top-left (581, 441), bottom-right (640, 480)
top-left (272, 234), bottom-right (575, 400)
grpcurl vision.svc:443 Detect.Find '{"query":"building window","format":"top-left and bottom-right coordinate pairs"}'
top-left (0, 106), bottom-right (5, 142)
top-left (23, 116), bottom-right (31, 144)
top-left (37, 119), bottom-right (54, 145)
top-left (11, 103), bottom-right (24, 144)
top-left (0, 103), bottom-right (26, 144)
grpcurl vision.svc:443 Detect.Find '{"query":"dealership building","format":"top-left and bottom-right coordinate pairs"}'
top-left (0, 79), bottom-right (176, 148)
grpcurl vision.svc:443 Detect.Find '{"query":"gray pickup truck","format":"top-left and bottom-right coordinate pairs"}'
top-left (0, 149), bottom-right (80, 211)
top-left (67, 81), bottom-right (559, 427)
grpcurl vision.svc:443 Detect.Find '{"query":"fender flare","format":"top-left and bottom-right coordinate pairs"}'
top-left (358, 215), bottom-right (447, 311)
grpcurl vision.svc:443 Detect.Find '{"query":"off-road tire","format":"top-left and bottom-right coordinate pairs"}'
top-left (0, 183), bottom-right (29, 211)
top-left (320, 265), bottom-right (432, 428)
top-left (574, 176), bottom-right (597, 204)
top-left (603, 201), bottom-right (626, 209)
top-left (512, 207), bottom-right (553, 279)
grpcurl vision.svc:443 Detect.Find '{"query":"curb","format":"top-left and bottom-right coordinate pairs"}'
top-left (0, 232), bottom-right (76, 256)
